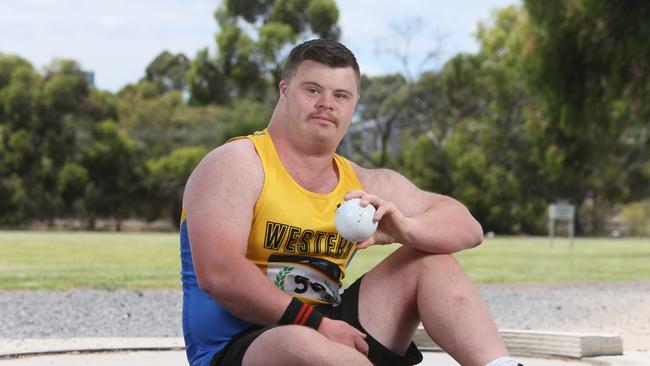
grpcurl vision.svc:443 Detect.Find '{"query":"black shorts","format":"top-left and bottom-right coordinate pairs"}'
top-left (210, 276), bottom-right (423, 366)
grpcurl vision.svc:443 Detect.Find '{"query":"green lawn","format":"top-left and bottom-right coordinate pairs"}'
top-left (344, 237), bottom-right (650, 285)
top-left (0, 231), bottom-right (648, 290)
top-left (0, 231), bottom-right (180, 289)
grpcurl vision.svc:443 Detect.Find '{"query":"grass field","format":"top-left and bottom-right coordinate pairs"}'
top-left (0, 231), bottom-right (179, 290)
top-left (0, 230), bottom-right (648, 290)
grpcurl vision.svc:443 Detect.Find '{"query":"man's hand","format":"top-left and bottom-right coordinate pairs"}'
top-left (317, 317), bottom-right (369, 355)
top-left (344, 190), bottom-right (410, 249)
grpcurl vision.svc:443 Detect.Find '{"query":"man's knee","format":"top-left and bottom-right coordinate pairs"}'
top-left (363, 249), bottom-right (462, 296)
top-left (418, 253), bottom-right (477, 290)
top-left (415, 252), bottom-right (479, 304)
top-left (273, 325), bottom-right (328, 355)
top-left (418, 252), bottom-right (460, 272)
top-left (394, 248), bottom-right (460, 277)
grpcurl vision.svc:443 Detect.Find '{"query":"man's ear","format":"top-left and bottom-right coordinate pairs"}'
top-left (279, 80), bottom-right (288, 97)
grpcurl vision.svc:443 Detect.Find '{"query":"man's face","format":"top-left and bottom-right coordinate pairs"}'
top-left (279, 60), bottom-right (359, 147)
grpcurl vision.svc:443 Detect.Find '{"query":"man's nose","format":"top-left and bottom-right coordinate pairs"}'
top-left (316, 93), bottom-right (334, 110)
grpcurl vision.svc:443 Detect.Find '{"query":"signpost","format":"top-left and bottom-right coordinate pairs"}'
top-left (549, 203), bottom-right (575, 247)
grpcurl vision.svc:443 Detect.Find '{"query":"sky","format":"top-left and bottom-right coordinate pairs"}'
top-left (1, 0), bottom-right (519, 92)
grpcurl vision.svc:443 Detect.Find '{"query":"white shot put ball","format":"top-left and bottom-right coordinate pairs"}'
top-left (335, 198), bottom-right (378, 242)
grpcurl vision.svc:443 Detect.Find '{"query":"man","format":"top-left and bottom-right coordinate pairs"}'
top-left (180, 39), bottom-right (521, 366)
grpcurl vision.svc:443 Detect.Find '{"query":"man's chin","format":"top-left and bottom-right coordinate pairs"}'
top-left (308, 126), bottom-right (340, 145)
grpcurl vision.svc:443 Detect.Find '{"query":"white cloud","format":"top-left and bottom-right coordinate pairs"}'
top-left (99, 15), bottom-right (127, 29)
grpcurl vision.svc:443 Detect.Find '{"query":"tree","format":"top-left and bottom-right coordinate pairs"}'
top-left (523, 0), bottom-right (650, 229)
top-left (187, 48), bottom-right (230, 105)
top-left (0, 57), bottom-right (88, 225)
top-left (341, 74), bottom-right (408, 167)
top-left (144, 51), bottom-right (191, 92)
top-left (116, 82), bottom-right (184, 156)
top-left (116, 79), bottom-right (228, 160)
top-left (56, 162), bottom-right (89, 217)
top-left (30, 60), bottom-right (94, 224)
top-left (188, 0), bottom-right (341, 104)
top-left (81, 120), bottom-right (145, 230)
top-left (217, 98), bottom-right (273, 143)
top-left (398, 7), bottom-right (547, 233)
top-left (342, 18), bottom-right (442, 168)
top-left (145, 147), bottom-right (207, 227)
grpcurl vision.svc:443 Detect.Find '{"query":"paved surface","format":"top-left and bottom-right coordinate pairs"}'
top-left (0, 338), bottom-right (649, 366)
top-left (0, 350), bottom-right (598, 366)
top-left (3, 283), bottom-right (648, 350)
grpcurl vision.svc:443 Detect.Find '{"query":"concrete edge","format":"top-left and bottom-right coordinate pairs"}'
top-left (0, 347), bottom-right (186, 360)
top-left (413, 328), bottom-right (624, 358)
top-left (0, 338), bottom-right (184, 359)
top-left (0, 328), bottom-right (625, 360)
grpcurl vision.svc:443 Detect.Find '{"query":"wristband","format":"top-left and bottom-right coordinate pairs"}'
top-left (279, 298), bottom-right (324, 329)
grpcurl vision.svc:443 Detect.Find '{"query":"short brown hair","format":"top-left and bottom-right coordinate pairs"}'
top-left (282, 39), bottom-right (361, 90)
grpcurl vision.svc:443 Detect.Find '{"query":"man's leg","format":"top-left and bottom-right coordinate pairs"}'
top-left (242, 325), bottom-right (372, 366)
top-left (358, 246), bottom-right (509, 366)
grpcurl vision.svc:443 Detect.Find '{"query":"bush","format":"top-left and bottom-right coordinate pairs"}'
top-left (621, 199), bottom-right (650, 237)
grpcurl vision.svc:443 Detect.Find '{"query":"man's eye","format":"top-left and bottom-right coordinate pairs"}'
top-left (307, 88), bottom-right (318, 94)
top-left (335, 93), bottom-right (347, 100)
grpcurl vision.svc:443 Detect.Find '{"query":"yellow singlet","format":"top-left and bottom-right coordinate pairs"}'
top-left (232, 129), bottom-right (363, 305)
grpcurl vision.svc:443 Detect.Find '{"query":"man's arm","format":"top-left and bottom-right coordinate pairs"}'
top-left (351, 164), bottom-right (483, 253)
top-left (184, 139), bottom-right (290, 324)
top-left (183, 140), bottom-right (367, 354)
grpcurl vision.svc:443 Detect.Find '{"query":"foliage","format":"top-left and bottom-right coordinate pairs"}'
top-left (343, 74), bottom-right (409, 167)
top-left (81, 120), bottom-right (145, 229)
top-left (393, 3), bottom-right (649, 234)
top-left (620, 199), bottom-right (650, 237)
top-left (187, 0), bottom-right (341, 104)
top-left (144, 51), bottom-right (190, 92)
top-left (1, 1), bottom-right (648, 235)
top-left (187, 48), bottom-right (230, 105)
top-left (145, 146), bottom-right (207, 226)
top-left (0, 56), bottom-right (102, 225)
top-left (217, 98), bottom-right (275, 143)
top-left (522, 0), bottom-right (650, 208)
top-left (56, 162), bottom-right (89, 214)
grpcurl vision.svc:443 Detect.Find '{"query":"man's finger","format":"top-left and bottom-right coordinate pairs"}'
top-left (355, 239), bottom-right (372, 249)
top-left (374, 205), bottom-right (387, 221)
top-left (354, 335), bottom-right (369, 356)
top-left (344, 190), bottom-right (366, 200)
top-left (356, 234), bottom-right (378, 249)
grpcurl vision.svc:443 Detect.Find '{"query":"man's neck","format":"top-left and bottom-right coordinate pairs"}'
top-left (268, 123), bottom-right (339, 194)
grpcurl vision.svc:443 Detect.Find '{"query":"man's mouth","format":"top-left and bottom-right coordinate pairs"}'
top-left (310, 114), bottom-right (337, 125)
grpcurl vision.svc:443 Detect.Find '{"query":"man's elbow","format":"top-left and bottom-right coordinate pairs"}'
top-left (196, 272), bottom-right (217, 294)
top-left (195, 269), bottom-right (227, 299)
top-left (471, 220), bottom-right (484, 246)
top-left (469, 230), bottom-right (484, 248)
top-left (461, 219), bottom-right (484, 250)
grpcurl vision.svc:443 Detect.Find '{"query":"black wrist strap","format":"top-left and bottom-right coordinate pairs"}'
top-left (279, 298), bottom-right (323, 330)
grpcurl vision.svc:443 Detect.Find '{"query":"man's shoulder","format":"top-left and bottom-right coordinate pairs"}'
top-left (214, 137), bottom-right (256, 158)
top-left (350, 161), bottom-right (399, 180)
top-left (189, 138), bottom-right (263, 189)
top-left (350, 162), bottom-right (404, 192)
top-left (200, 138), bottom-right (259, 169)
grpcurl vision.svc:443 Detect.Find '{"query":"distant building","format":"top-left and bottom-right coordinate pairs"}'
top-left (338, 114), bottom-right (402, 161)
top-left (82, 70), bottom-right (95, 87)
